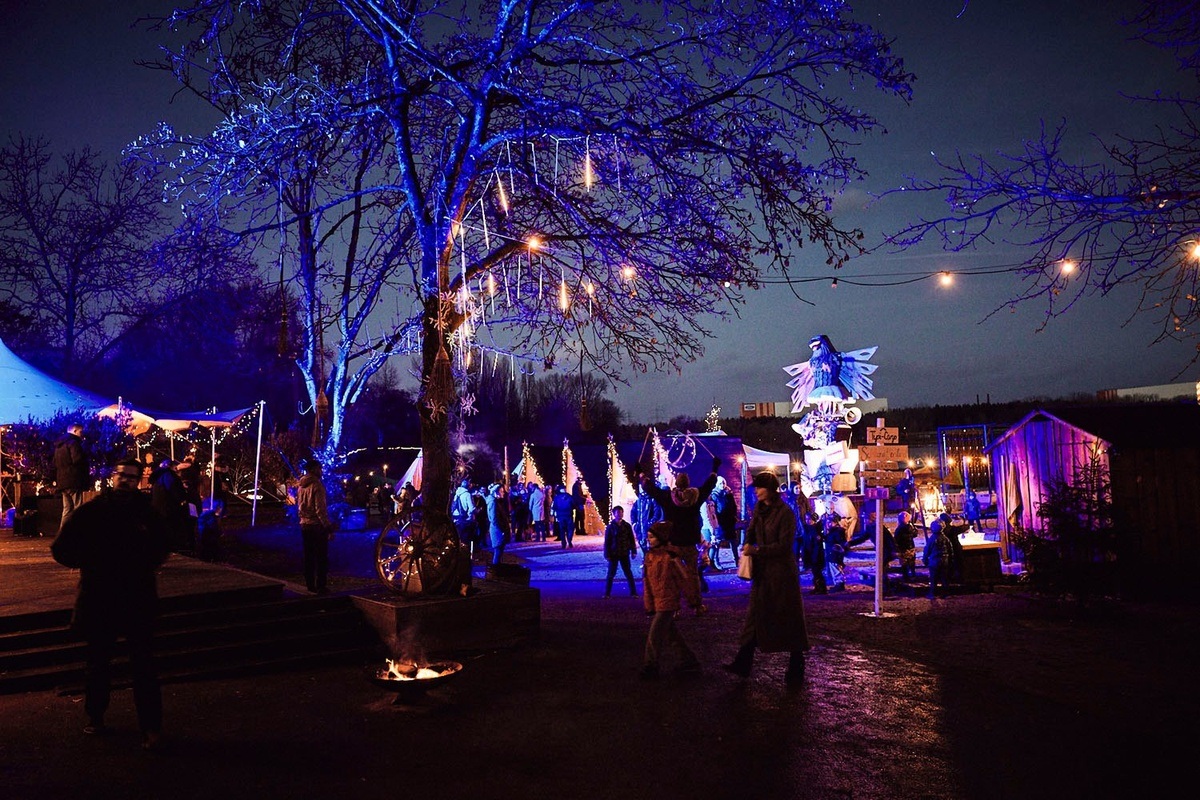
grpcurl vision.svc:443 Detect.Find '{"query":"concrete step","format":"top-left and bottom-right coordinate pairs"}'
top-left (0, 593), bottom-right (379, 695)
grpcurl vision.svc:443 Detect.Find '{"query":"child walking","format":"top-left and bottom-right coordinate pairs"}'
top-left (641, 521), bottom-right (705, 679)
top-left (603, 505), bottom-right (639, 597)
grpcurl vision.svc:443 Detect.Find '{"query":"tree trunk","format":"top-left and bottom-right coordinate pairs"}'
top-left (418, 295), bottom-right (454, 531)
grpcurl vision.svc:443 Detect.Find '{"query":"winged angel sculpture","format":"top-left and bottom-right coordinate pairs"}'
top-left (784, 335), bottom-right (878, 446)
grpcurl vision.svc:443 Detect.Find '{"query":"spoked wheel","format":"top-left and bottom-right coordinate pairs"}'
top-left (374, 514), bottom-right (462, 596)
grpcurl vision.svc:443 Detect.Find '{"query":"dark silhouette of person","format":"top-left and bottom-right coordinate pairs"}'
top-left (53, 422), bottom-right (90, 529)
top-left (51, 458), bottom-right (170, 750)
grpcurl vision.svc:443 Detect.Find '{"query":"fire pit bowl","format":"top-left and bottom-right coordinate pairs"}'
top-left (368, 659), bottom-right (463, 703)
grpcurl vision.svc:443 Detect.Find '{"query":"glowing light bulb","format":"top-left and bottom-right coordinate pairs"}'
top-left (527, 235), bottom-right (542, 251)
top-left (939, 272), bottom-right (954, 286)
top-left (621, 265), bottom-right (635, 281)
top-left (1191, 242), bottom-right (1200, 260)
top-left (1060, 260), bottom-right (1076, 274)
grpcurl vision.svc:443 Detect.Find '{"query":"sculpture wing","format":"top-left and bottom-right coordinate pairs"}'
top-left (838, 346), bottom-right (879, 401)
top-left (783, 361), bottom-right (816, 413)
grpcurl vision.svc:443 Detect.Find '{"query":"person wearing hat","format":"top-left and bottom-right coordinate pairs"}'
top-left (930, 511), bottom-right (966, 583)
top-left (51, 458), bottom-right (170, 750)
top-left (723, 470), bottom-right (809, 686)
top-left (297, 459), bottom-right (334, 593)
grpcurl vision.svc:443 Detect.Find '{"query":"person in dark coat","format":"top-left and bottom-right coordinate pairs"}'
top-left (53, 423), bottom-right (90, 529)
top-left (570, 479), bottom-right (588, 537)
top-left (930, 511), bottom-right (967, 582)
top-left (800, 510), bottom-right (828, 594)
top-left (924, 520), bottom-right (954, 599)
top-left (150, 460), bottom-right (192, 553)
top-left (640, 457), bottom-right (721, 593)
top-left (484, 483), bottom-right (510, 565)
top-left (893, 511), bottom-right (919, 581)
top-left (602, 505), bottom-right (638, 598)
top-left (51, 458), bottom-right (170, 750)
top-left (724, 471), bottom-right (809, 686)
top-left (552, 484), bottom-right (576, 548)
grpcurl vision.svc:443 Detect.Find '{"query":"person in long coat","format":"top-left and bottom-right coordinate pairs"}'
top-left (724, 470), bottom-right (809, 686)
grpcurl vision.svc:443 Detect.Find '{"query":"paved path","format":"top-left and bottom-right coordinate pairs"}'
top-left (1, 522), bottom-right (1195, 799)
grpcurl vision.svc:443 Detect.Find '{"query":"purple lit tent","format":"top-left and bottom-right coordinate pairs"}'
top-left (985, 404), bottom-right (1200, 587)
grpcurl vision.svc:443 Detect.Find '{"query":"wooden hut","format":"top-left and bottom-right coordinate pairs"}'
top-left (986, 404), bottom-right (1200, 593)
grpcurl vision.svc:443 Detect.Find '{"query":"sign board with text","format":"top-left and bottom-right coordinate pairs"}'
top-left (866, 427), bottom-right (900, 445)
top-left (863, 487), bottom-right (889, 500)
top-left (858, 444), bottom-right (909, 465)
top-left (863, 470), bottom-right (904, 487)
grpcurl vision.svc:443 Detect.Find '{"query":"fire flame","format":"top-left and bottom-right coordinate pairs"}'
top-left (385, 658), bottom-right (442, 681)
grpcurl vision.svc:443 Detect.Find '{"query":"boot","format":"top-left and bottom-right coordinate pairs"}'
top-left (785, 651), bottom-right (805, 686)
top-left (722, 643), bottom-right (754, 677)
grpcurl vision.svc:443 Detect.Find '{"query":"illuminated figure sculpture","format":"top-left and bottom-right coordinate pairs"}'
top-left (784, 335), bottom-right (878, 447)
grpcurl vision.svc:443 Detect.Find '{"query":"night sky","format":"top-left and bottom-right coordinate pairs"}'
top-left (2, 0), bottom-right (1195, 423)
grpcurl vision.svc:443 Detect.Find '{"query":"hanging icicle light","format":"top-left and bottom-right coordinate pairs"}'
top-left (583, 136), bottom-right (595, 191)
top-left (585, 280), bottom-right (595, 315)
top-left (559, 273), bottom-right (570, 312)
top-left (496, 172), bottom-right (510, 213)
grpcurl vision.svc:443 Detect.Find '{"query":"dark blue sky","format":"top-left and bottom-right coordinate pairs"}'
top-left (2, 0), bottom-right (1194, 422)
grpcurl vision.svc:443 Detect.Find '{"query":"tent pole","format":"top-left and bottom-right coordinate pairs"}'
top-left (209, 431), bottom-right (217, 511)
top-left (251, 400), bottom-right (265, 527)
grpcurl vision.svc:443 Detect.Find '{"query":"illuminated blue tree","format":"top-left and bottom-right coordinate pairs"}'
top-left (144, 0), bottom-right (912, 527)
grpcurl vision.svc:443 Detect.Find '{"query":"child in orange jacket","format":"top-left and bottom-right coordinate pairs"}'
top-left (640, 521), bottom-right (705, 678)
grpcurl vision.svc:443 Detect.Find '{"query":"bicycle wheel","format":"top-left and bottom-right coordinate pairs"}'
top-left (374, 515), bottom-right (461, 596)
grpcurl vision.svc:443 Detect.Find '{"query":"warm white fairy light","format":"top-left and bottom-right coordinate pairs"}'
top-left (938, 271), bottom-right (954, 286)
top-left (1060, 259), bottom-right (1076, 275)
top-left (583, 136), bottom-right (595, 191)
top-left (496, 173), bottom-right (510, 213)
top-left (621, 265), bottom-right (635, 281)
top-left (1190, 241), bottom-right (1200, 260)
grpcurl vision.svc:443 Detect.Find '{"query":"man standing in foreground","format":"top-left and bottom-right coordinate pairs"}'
top-left (51, 458), bottom-right (170, 750)
top-left (54, 422), bottom-right (90, 529)
top-left (297, 460), bottom-right (334, 594)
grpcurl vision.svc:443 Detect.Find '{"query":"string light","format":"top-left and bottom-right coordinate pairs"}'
top-left (938, 271), bottom-right (954, 286)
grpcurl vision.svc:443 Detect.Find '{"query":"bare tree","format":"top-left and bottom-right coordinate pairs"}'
top-left (146, 0), bottom-right (913, 529)
top-left (883, 1), bottom-right (1200, 367)
top-left (0, 137), bottom-right (168, 377)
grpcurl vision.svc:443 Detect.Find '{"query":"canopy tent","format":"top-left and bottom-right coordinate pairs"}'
top-left (742, 443), bottom-right (790, 474)
top-left (397, 450), bottom-right (423, 492)
top-left (147, 405), bottom-right (262, 519)
top-left (0, 338), bottom-right (109, 425)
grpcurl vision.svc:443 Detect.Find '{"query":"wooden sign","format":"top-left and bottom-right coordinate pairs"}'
top-left (863, 487), bottom-right (889, 500)
top-left (862, 470), bottom-right (904, 487)
top-left (866, 427), bottom-right (900, 445)
top-left (859, 444), bottom-right (909, 464)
